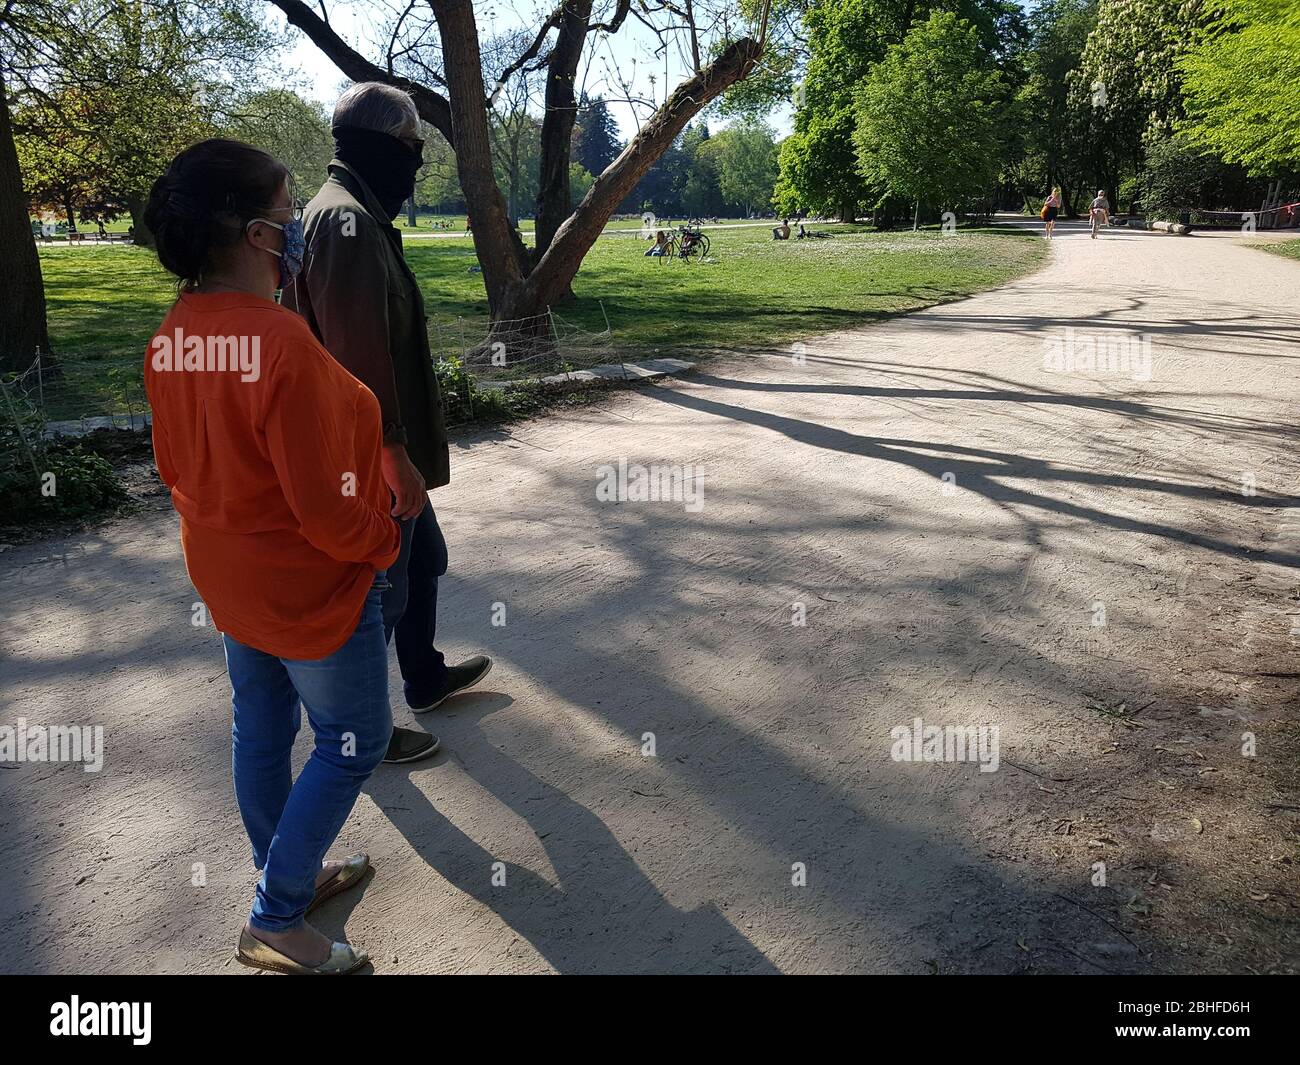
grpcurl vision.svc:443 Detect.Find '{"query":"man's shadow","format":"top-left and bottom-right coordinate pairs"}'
top-left (356, 692), bottom-right (780, 974)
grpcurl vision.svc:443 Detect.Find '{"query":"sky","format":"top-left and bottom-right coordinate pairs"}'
top-left (268, 0), bottom-right (791, 142)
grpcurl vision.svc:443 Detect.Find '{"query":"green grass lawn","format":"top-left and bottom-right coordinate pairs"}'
top-left (1251, 237), bottom-right (1300, 261)
top-left (31, 211), bottom-right (776, 240)
top-left (394, 213), bottom-right (770, 234)
top-left (34, 224), bottom-right (1045, 420)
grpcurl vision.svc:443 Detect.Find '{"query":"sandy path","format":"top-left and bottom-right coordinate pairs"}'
top-left (3, 222), bottom-right (1298, 974)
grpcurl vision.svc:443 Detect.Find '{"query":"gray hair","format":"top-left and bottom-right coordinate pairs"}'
top-left (333, 82), bottom-right (420, 137)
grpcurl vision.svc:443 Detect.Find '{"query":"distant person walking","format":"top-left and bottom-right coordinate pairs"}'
top-left (1089, 189), bottom-right (1111, 239)
top-left (1042, 187), bottom-right (1061, 240)
top-left (143, 139), bottom-right (399, 974)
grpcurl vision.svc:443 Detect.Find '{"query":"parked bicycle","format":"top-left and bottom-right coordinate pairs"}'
top-left (663, 225), bottom-right (710, 263)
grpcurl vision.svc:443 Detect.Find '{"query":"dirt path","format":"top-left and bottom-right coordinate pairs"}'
top-left (3, 222), bottom-right (1298, 974)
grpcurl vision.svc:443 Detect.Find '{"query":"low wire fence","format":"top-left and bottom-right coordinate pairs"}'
top-left (430, 305), bottom-right (618, 386)
top-left (1, 302), bottom-right (624, 443)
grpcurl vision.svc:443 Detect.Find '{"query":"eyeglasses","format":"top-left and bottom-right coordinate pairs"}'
top-left (259, 200), bottom-right (305, 221)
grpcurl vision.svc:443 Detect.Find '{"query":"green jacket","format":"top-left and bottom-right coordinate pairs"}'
top-left (283, 160), bottom-right (449, 488)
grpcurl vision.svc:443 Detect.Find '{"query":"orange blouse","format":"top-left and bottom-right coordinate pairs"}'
top-left (145, 290), bottom-right (399, 659)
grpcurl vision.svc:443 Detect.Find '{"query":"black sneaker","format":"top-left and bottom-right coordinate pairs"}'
top-left (410, 655), bottom-right (493, 713)
top-left (383, 726), bottom-right (440, 765)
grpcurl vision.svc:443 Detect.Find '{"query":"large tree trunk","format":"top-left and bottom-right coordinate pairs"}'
top-left (533, 0), bottom-right (591, 258)
top-left (0, 65), bottom-right (50, 373)
top-left (430, 0), bottom-right (525, 319)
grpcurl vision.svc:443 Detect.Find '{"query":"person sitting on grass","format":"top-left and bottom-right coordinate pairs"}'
top-left (772, 218), bottom-right (791, 241)
top-left (644, 229), bottom-right (669, 257)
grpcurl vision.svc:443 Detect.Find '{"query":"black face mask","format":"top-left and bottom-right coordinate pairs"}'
top-left (332, 125), bottom-right (423, 221)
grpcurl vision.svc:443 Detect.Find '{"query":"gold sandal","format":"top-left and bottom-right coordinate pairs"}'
top-left (307, 853), bottom-right (372, 914)
top-left (235, 926), bottom-right (369, 975)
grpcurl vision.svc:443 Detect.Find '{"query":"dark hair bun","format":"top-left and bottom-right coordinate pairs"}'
top-left (144, 139), bottom-right (289, 284)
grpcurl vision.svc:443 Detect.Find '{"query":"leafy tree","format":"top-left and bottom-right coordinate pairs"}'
top-left (569, 162), bottom-right (594, 203)
top-left (707, 119), bottom-right (778, 214)
top-left (774, 0), bottom-right (899, 221)
top-left (1067, 0), bottom-right (1212, 205)
top-left (417, 128), bottom-right (464, 212)
top-left (1179, 0), bottom-right (1300, 175)
top-left (572, 95), bottom-right (622, 176)
top-left (227, 89), bottom-right (333, 199)
top-left (14, 87), bottom-right (103, 228)
top-left (275, 0), bottom-right (767, 329)
top-left (492, 108), bottom-right (542, 224)
top-left (1009, 0), bottom-right (1096, 210)
top-left (854, 11), bottom-right (1008, 224)
top-left (11, 1), bottom-right (267, 243)
top-left (680, 122), bottom-right (725, 216)
top-left (775, 0), bottom-right (1024, 221)
top-left (622, 139), bottom-right (691, 215)
top-left (1136, 133), bottom-right (1267, 218)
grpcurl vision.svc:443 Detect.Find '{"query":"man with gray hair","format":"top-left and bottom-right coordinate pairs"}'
top-left (284, 82), bottom-right (493, 765)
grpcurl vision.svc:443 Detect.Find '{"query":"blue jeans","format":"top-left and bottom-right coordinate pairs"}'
top-left (383, 499), bottom-right (449, 706)
top-left (224, 576), bottom-right (393, 932)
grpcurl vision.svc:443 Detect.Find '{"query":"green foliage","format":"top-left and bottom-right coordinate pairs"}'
top-left (226, 89), bottom-right (333, 199)
top-left (1009, 0), bottom-right (1097, 202)
top-left (1179, 0), bottom-right (1300, 174)
top-left (570, 163), bottom-right (595, 204)
top-left (434, 353), bottom-right (531, 424)
top-left (1, 360), bottom-right (125, 527)
top-left (776, 0), bottom-right (1027, 219)
top-left (680, 124), bottom-right (726, 217)
top-left (572, 96), bottom-right (623, 177)
top-left (1136, 133), bottom-right (1266, 218)
top-left (700, 120), bottom-right (779, 215)
top-left (854, 12), bottom-right (1008, 215)
top-left (776, 0), bottom-right (901, 218)
top-left (1067, 0), bottom-right (1212, 202)
top-left (416, 132), bottom-right (463, 213)
top-left (620, 120), bottom-right (780, 218)
top-left (490, 108), bottom-right (542, 222)
top-left (11, 1), bottom-right (272, 233)
top-left (0, 411), bottom-right (125, 526)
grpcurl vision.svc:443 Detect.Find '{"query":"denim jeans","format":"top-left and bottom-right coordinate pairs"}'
top-left (224, 575), bottom-right (393, 932)
top-left (383, 498), bottom-right (449, 705)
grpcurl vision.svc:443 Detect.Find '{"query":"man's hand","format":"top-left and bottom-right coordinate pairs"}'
top-left (381, 444), bottom-right (426, 520)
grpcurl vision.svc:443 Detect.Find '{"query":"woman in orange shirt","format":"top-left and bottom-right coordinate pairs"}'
top-left (143, 139), bottom-right (401, 974)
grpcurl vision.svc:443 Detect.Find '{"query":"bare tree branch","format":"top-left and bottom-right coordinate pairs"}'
top-left (269, 0), bottom-right (454, 144)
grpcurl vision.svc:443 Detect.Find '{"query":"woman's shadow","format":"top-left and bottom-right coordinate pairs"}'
top-left (354, 691), bottom-right (779, 974)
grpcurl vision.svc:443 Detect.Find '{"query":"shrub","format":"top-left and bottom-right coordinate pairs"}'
top-left (0, 381), bottom-right (126, 526)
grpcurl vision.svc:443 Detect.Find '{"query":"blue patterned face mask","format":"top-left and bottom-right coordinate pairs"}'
top-left (247, 216), bottom-right (306, 289)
